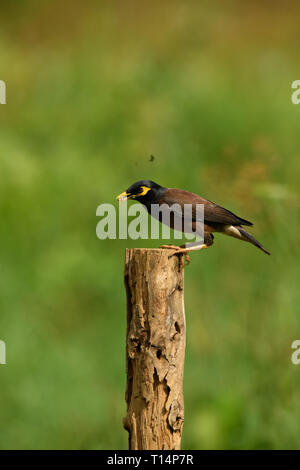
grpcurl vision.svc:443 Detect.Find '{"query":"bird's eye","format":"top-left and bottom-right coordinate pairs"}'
top-left (139, 186), bottom-right (151, 196)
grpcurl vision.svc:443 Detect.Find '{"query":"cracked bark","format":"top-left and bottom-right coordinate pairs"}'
top-left (123, 248), bottom-right (185, 450)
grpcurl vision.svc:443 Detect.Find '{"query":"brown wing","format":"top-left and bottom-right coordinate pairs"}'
top-left (161, 188), bottom-right (253, 226)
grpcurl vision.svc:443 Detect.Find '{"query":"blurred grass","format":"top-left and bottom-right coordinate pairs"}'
top-left (0, 0), bottom-right (300, 449)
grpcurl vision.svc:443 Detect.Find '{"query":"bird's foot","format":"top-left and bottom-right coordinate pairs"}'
top-left (160, 245), bottom-right (191, 266)
top-left (160, 244), bottom-right (182, 250)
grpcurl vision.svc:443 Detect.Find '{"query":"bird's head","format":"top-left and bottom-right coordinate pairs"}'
top-left (116, 180), bottom-right (166, 204)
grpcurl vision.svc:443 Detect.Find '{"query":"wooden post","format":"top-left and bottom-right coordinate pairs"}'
top-left (123, 248), bottom-right (186, 450)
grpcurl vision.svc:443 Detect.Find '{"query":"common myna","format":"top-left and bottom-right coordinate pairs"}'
top-left (116, 180), bottom-right (270, 260)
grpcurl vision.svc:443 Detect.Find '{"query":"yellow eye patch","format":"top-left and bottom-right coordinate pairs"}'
top-left (139, 186), bottom-right (151, 196)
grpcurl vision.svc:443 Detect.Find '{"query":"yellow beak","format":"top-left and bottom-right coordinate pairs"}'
top-left (116, 191), bottom-right (133, 201)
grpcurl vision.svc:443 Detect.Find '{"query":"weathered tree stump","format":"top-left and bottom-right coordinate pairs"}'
top-left (123, 248), bottom-right (186, 450)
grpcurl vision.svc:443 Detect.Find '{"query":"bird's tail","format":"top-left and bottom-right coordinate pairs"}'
top-left (238, 227), bottom-right (270, 255)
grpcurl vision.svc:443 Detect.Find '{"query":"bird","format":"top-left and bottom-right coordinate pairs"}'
top-left (116, 179), bottom-right (270, 262)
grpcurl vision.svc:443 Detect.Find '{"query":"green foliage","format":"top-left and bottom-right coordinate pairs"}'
top-left (0, 0), bottom-right (300, 449)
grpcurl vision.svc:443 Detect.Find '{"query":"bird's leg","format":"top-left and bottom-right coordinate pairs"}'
top-left (161, 234), bottom-right (213, 265)
top-left (169, 241), bottom-right (212, 264)
top-left (160, 244), bottom-right (191, 265)
top-left (172, 243), bottom-right (209, 255)
top-left (172, 244), bottom-right (210, 265)
top-left (160, 244), bottom-right (182, 250)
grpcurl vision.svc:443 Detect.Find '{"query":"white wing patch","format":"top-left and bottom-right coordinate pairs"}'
top-left (224, 225), bottom-right (243, 239)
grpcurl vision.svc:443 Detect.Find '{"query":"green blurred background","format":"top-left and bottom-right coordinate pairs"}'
top-left (0, 0), bottom-right (300, 450)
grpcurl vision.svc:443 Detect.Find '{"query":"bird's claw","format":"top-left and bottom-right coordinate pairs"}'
top-left (160, 245), bottom-right (191, 266)
top-left (160, 245), bottom-right (181, 250)
top-left (169, 251), bottom-right (191, 266)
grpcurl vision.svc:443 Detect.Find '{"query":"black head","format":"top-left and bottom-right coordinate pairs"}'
top-left (116, 180), bottom-right (166, 205)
